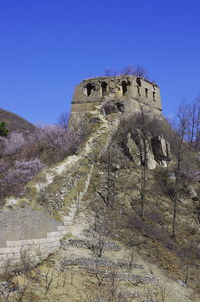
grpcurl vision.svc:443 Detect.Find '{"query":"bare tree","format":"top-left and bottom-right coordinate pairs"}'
top-left (171, 104), bottom-right (189, 238)
top-left (14, 279), bottom-right (31, 302)
top-left (97, 146), bottom-right (117, 209)
top-left (85, 208), bottom-right (111, 259)
top-left (120, 64), bottom-right (148, 78)
top-left (159, 103), bottom-right (190, 239)
top-left (175, 96), bottom-right (200, 150)
top-left (85, 267), bottom-right (125, 302)
top-left (143, 283), bottom-right (169, 302)
top-left (43, 269), bottom-right (55, 296)
top-left (57, 112), bottom-right (70, 130)
top-left (126, 249), bottom-right (135, 272)
top-left (130, 105), bottom-right (149, 218)
top-left (106, 268), bottom-right (121, 302)
top-left (103, 64), bottom-right (148, 78)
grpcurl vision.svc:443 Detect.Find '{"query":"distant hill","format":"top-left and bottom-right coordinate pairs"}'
top-left (0, 108), bottom-right (36, 134)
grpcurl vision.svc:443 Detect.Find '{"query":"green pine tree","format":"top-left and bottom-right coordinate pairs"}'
top-left (0, 121), bottom-right (9, 137)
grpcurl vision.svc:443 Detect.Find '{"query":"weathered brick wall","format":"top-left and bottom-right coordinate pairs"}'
top-left (0, 109), bottom-right (122, 274)
top-left (72, 76), bottom-right (162, 112)
top-left (0, 208), bottom-right (68, 273)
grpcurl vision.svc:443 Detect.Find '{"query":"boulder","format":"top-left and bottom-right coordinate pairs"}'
top-left (126, 131), bottom-right (157, 170)
top-left (151, 135), bottom-right (171, 166)
top-left (134, 130), bottom-right (157, 170)
top-left (187, 185), bottom-right (199, 201)
top-left (126, 133), bottom-right (140, 165)
top-left (178, 197), bottom-right (188, 204)
top-left (125, 132), bottom-right (171, 170)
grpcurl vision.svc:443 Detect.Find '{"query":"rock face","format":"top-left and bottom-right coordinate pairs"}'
top-left (151, 135), bottom-right (171, 166)
top-left (187, 185), bottom-right (198, 201)
top-left (125, 131), bottom-right (171, 169)
top-left (126, 133), bottom-right (141, 165)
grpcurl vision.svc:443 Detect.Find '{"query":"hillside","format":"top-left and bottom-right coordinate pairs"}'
top-left (0, 76), bottom-right (200, 301)
top-left (0, 104), bottom-right (199, 301)
top-left (0, 108), bottom-right (36, 134)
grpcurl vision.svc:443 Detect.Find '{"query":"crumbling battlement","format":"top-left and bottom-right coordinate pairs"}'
top-left (72, 76), bottom-right (162, 115)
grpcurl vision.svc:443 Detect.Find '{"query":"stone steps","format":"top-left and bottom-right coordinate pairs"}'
top-left (0, 112), bottom-right (122, 274)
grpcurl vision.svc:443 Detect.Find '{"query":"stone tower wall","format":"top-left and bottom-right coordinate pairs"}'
top-left (71, 76), bottom-right (162, 114)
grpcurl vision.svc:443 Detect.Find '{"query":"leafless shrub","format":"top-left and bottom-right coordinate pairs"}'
top-left (85, 290), bottom-right (108, 302)
top-left (103, 65), bottom-right (148, 78)
top-left (143, 283), bottom-right (169, 302)
top-left (106, 268), bottom-right (122, 301)
top-left (126, 249), bottom-right (135, 272)
top-left (55, 269), bottom-right (61, 289)
top-left (92, 260), bottom-right (107, 288)
top-left (0, 288), bottom-right (10, 302)
top-left (62, 267), bottom-right (67, 288)
top-left (57, 112), bottom-right (69, 130)
top-left (85, 272), bottom-right (126, 302)
top-left (13, 279), bottom-right (31, 302)
top-left (1, 254), bottom-right (15, 281)
top-left (84, 206), bottom-right (111, 259)
top-left (67, 267), bottom-right (74, 286)
top-left (120, 65), bottom-right (148, 78)
top-left (20, 247), bottom-right (35, 274)
top-left (43, 269), bottom-right (55, 296)
top-left (156, 282), bottom-right (169, 302)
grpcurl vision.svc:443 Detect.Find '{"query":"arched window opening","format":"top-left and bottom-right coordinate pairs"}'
top-left (136, 77), bottom-right (141, 87)
top-left (145, 88), bottom-right (148, 98)
top-left (101, 82), bottom-right (108, 97)
top-left (137, 86), bottom-right (141, 96)
top-left (86, 83), bottom-right (94, 97)
top-left (153, 91), bottom-right (156, 101)
top-left (121, 81), bottom-right (128, 96)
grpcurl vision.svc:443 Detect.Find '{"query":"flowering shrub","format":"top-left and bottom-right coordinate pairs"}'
top-left (37, 125), bottom-right (78, 153)
top-left (14, 158), bottom-right (45, 182)
top-left (0, 158), bottom-right (45, 199)
top-left (0, 117), bottom-right (92, 202)
top-left (0, 128), bottom-right (84, 202)
top-left (4, 132), bottom-right (25, 155)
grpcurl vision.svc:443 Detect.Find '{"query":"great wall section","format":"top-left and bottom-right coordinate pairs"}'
top-left (0, 103), bottom-right (122, 273)
top-left (0, 75), bottom-right (164, 272)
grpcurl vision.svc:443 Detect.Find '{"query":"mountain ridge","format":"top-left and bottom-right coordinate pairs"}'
top-left (0, 108), bottom-right (36, 134)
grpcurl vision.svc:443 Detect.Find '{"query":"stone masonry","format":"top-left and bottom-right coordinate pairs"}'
top-left (0, 76), bottom-right (164, 273)
top-left (71, 76), bottom-right (162, 115)
top-left (0, 107), bottom-right (122, 273)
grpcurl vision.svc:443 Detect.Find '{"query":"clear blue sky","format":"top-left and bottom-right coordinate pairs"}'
top-left (1, 0), bottom-right (200, 124)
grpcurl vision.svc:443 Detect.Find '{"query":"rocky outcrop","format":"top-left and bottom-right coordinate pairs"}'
top-left (187, 185), bottom-right (198, 201)
top-left (151, 135), bottom-right (171, 166)
top-left (125, 131), bottom-right (171, 169)
top-left (126, 133), bottom-right (141, 165)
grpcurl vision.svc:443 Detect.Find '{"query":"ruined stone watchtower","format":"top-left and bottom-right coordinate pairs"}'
top-left (71, 76), bottom-right (162, 122)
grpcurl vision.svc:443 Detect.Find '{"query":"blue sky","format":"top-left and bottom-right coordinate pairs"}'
top-left (0, 0), bottom-right (200, 124)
